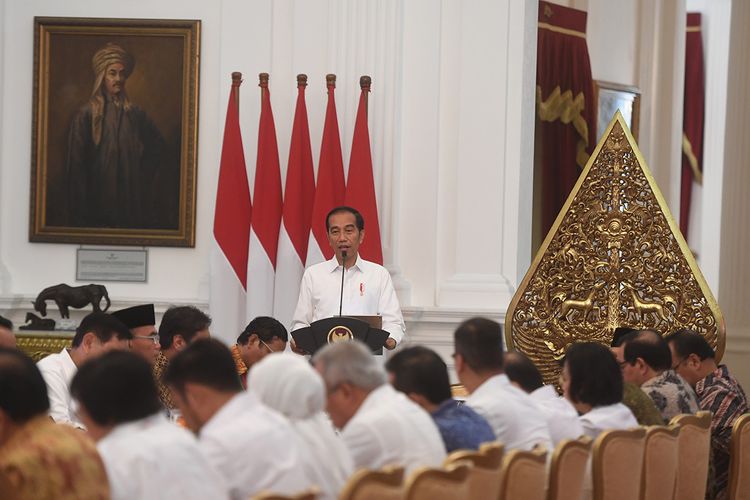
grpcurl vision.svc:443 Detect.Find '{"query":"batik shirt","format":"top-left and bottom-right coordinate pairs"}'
top-left (641, 369), bottom-right (700, 423)
top-left (431, 399), bottom-right (496, 452)
top-left (696, 365), bottom-right (749, 500)
top-left (153, 351), bottom-right (176, 410)
top-left (0, 416), bottom-right (109, 500)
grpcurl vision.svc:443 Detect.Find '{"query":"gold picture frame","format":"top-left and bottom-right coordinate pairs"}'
top-left (594, 80), bottom-right (640, 143)
top-left (30, 17), bottom-right (200, 247)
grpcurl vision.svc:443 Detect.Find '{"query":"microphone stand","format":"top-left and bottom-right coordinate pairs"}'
top-left (338, 251), bottom-right (347, 316)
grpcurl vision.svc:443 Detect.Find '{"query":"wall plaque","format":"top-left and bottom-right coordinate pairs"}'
top-left (76, 249), bottom-right (147, 282)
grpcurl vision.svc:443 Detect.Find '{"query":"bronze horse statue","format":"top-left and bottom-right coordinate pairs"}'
top-left (32, 284), bottom-right (110, 319)
top-left (19, 312), bottom-right (56, 331)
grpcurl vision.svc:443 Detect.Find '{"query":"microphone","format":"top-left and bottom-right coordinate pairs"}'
top-left (338, 251), bottom-right (347, 316)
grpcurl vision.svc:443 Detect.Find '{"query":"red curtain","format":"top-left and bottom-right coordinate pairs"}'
top-left (680, 13), bottom-right (705, 240)
top-left (536, 1), bottom-right (596, 235)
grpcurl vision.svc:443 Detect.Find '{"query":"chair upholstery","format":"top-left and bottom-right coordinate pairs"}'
top-left (444, 441), bottom-right (504, 500)
top-left (403, 462), bottom-right (471, 500)
top-left (640, 425), bottom-right (679, 500)
top-left (670, 411), bottom-right (712, 500)
top-left (339, 465), bottom-right (404, 500)
top-left (547, 436), bottom-right (592, 500)
top-left (730, 413), bottom-right (750, 500)
top-left (591, 427), bottom-right (646, 500)
top-left (499, 447), bottom-right (548, 500)
top-left (252, 488), bottom-right (318, 500)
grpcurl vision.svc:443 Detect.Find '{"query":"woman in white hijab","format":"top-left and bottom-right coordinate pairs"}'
top-left (249, 352), bottom-right (354, 500)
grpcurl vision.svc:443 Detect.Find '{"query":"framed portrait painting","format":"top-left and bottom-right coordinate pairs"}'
top-left (594, 80), bottom-right (640, 143)
top-left (30, 17), bottom-right (200, 247)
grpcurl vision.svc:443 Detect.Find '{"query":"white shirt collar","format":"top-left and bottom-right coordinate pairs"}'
top-left (326, 254), bottom-right (365, 274)
top-left (530, 384), bottom-right (559, 401)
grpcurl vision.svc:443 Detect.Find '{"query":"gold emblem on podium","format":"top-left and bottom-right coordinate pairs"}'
top-left (327, 325), bottom-right (354, 343)
top-left (506, 111), bottom-right (725, 385)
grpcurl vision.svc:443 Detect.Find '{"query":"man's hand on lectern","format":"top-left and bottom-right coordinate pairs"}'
top-left (385, 338), bottom-right (396, 350)
top-left (290, 338), bottom-right (308, 355)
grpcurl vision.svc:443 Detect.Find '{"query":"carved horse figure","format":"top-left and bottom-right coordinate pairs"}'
top-left (560, 283), bottom-right (604, 323)
top-left (32, 284), bottom-right (110, 319)
top-left (625, 285), bottom-right (668, 323)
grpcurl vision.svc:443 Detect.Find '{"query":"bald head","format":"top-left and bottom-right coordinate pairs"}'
top-left (0, 316), bottom-right (15, 349)
top-left (504, 351), bottom-right (544, 393)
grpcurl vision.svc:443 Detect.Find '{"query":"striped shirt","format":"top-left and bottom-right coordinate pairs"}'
top-left (695, 365), bottom-right (749, 500)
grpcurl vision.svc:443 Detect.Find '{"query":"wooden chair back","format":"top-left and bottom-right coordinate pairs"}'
top-left (339, 465), bottom-right (404, 500)
top-left (640, 425), bottom-right (679, 500)
top-left (547, 436), bottom-right (592, 500)
top-left (730, 413), bottom-right (750, 500)
top-left (669, 411), bottom-right (712, 500)
top-left (403, 462), bottom-right (471, 500)
top-left (591, 427), bottom-right (646, 500)
top-left (252, 488), bottom-right (318, 500)
top-left (444, 442), bottom-right (504, 499)
top-left (498, 447), bottom-right (548, 500)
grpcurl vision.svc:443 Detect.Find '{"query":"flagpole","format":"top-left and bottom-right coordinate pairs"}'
top-left (360, 75), bottom-right (371, 115)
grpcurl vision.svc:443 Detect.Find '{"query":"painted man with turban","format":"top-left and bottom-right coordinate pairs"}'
top-left (66, 43), bottom-right (167, 228)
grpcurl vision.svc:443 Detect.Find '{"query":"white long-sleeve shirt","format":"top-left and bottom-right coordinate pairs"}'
top-left (36, 348), bottom-right (84, 429)
top-left (341, 384), bottom-right (446, 474)
top-left (530, 385), bottom-right (585, 444)
top-left (98, 414), bottom-right (228, 500)
top-left (466, 374), bottom-right (553, 452)
top-left (199, 392), bottom-right (315, 500)
top-left (291, 255), bottom-right (406, 343)
top-left (578, 402), bottom-right (638, 439)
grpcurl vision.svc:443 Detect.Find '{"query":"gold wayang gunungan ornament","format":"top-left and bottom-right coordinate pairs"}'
top-left (506, 112), bottom-right (725, 385)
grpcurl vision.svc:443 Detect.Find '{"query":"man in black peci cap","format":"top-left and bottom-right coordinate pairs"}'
top-left (112, 304), bottom-right (159, 366)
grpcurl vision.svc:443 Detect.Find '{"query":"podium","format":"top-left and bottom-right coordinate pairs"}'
top-left (291, 316), bottom-right (389, 355)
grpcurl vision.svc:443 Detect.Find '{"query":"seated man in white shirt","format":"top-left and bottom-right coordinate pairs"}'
top-left (454, 317), bottom-right (553, 452)
top-left (37, 312), bottom-right (131, 428)
top-left (163, 339), bottom-right (315, 500)
top-left (504, 351), bottom-right (583, 444)
top-left (70, 350), bottom-right (228, 500)
top-left (291, 206), bottom-right (405, 351)
top-left (313, 340), bottom-right (446, 473)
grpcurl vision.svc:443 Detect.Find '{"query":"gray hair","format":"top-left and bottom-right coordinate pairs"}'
top-left (313, 341), bottom-right (386, 391)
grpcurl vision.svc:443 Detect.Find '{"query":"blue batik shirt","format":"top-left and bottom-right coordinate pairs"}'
top-left (431, 399), bottom-right (496, 452)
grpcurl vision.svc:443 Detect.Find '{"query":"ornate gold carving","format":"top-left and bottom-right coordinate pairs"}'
top-left (15, 332), bottom-right (74, 362)
top-left (506, 112), bottom-right (725, 385)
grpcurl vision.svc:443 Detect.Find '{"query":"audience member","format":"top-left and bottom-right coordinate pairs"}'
top-left (0, 315), bottom-right (15, 349)
top-left (453, 317), bottom-right (552, 451)
top-left (250, 352), bottom-right (353, 500)
top-left (622, 330), bottom-right (699, 422)
top-left (561, 341), bottom-right (637, 438)
top-left (236, 316), bottom-right (288, 387)
top-left (154, 306), bottom-right (211, 409)
top-left (0, 348), bottom-right (109, 499)
top-left (70, 350), bottom-right (227, 500)
top-left (504, 351), bottom-right (583, 444)
top-left (164, 339), bottom-right (314, 499)
top-left (385, 346), bottom-right (495, 452)
top-left (112, 304), bottom-right (159, 365)
top-left (37, 312), bottom-right (131, 428)
top-left (314, 340), bottom-right (446, 473)
top-left (610, 328), bottom-right (664, 425)
top-left (667, 329), bottom-right (749, 500)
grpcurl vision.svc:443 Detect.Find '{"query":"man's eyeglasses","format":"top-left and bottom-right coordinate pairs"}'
top-left (133, 334), bottom-right (160, 345)
top-left (672, 357), bottom-right (688, 371)
top-left (259, 338), bottom-right (275, 353)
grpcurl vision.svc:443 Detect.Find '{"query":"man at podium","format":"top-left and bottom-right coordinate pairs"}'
top-left (291, 206), bottom-right (405, 351)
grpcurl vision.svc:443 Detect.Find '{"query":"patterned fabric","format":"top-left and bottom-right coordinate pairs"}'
top-left (0, 415), bottom-right (109, 500)
top-left (431, 399), bottom-right (496, 452)
top-left (641, 369), bottom-right (700, 423)
top-left (153, 351), bottom-right (176, 409)
top-left (622, 382), bottom-right (664, 426)
top-left (696, 365), bottom-right (749, 500)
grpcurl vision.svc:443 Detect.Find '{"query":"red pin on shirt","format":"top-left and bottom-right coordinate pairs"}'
top-left (360, 283), bottom-right (364, 296)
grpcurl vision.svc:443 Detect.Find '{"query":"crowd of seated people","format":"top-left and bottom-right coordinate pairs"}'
top-left (0, 310), bottom-right (747, 500)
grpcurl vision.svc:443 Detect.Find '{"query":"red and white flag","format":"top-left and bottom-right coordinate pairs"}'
top-left (247, 73), bottom-right (283, 318)
top-left (307, 74), bottom-right (346, 265)
top-left (345, 76), bottom-right (383, 264)
top-left (210, 75), bottom-right (252, 345)
top-left (274, 75), bottom-right (316, 328)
